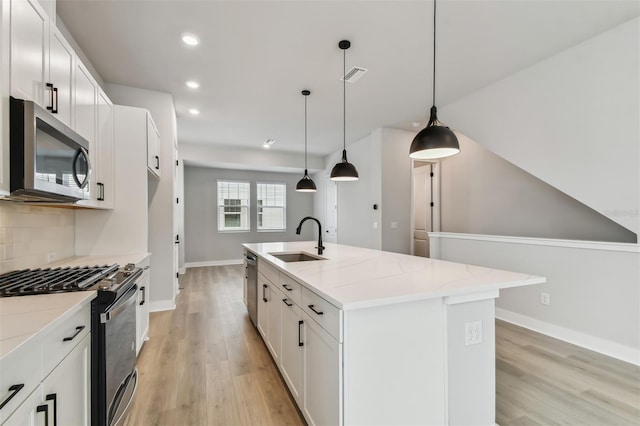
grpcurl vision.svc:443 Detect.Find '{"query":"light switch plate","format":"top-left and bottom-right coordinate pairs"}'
top-left (465, 320), bottom-right (483, 346)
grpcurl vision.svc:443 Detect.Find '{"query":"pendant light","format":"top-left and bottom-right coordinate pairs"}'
top-left (296, 90), bottom-right (317, 192)
top-left (330, 40), bottom-right (359, 181)
top-left (409, 0), bottom-right (460, 160)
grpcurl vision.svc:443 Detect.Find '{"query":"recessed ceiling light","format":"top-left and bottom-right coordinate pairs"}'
top-left (186, 80), bottom-right (200, 89)
top-left (411, 121), bottom-right (421, 128)
top-left (181, 33), bottom-right (200, 46)
top-left (264, 139), bottom-right (276, 149)
top-left (188, 108), bottom-right (200, 116)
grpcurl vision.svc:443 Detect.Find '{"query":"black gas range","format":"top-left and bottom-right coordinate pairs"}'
top-left (0, 263), bottom-right (143, 426)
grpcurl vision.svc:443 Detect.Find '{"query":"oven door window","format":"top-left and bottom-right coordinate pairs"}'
top-left (35, 118), bottom-right (89, 198)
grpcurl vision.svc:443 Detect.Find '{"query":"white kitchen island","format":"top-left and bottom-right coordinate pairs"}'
top-left (243, 241), bottom-right (545, 426)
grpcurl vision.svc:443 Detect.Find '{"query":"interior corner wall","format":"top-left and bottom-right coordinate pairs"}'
top-left (440, 134), bottom-right (637, 243)
top-left (183, 166), bottom-right (315, 263)
top-left (334, 134), bottom-right (382, 250)
top-left (380, 128), bottom-right (414, 254)
top-left (105, 83), bottom-right (177, 308)
top-left (440, 17), bottom-right (640, 235)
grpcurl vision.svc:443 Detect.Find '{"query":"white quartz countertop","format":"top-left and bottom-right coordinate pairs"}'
top-left (49, 253), bottom-right (150, 268)
top-left (243, 241), bottom-right (545, 310)
top-left (0, 292), bottom-right (95, 359)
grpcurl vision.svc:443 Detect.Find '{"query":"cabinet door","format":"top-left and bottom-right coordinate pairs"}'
top-left (10, 0), bottom-right (48, 106)
top-left (73, 61), bottom-right (97, 201)
top-left (96, 89), bottom-right (114, 208)
top-left (280, 299), bottom-right (303, 405)
top-left (136, 270), bottom-right (150, 355)
top-left (48, 26), bottom-right (74, 127)
top-left (41, 333), bottom-right (91, 426)
top-left (303, 314), bottom-right (342, 426)
top-left (1, 385), bottom-right (42, 426)
top-left (257, 274), bottom-right (269, 339)
top-left (146, 114), bottom-right (160, 177)
top-left (266, 285), bottom-right (282, 363)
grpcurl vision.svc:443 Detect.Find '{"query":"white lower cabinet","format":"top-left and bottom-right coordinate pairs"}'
top-left (302, 313), bottom-right (342, 426)
top-left (266, 285), bottom-right (282, 363)
top-left (1, 385), bottom-right (43, 426)
top-left (279, 299), bottom-right (303, 405)
top-left (136, 267), bottom-right (150, 355)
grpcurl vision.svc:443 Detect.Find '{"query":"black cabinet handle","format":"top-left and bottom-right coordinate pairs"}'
top-left (62, 325), bottom-right (85, 342)
top-left (36, 403), bottom-right (49, 426)
top-left (46, 394), bottom-right (57, 426)
top-left (298, 320), bottom-right (304, 347)
top-left (52, 87), bottom-right (58, 114)
top-left (262, 284), bottom-right (268, 302)
top-left (139, 286), bottom-right (145, 306)
top-left (282, 298), bottom-right (292, 307)
top-left (0, 384), bottom-right (24, 410)
top-left (97, 182), bottom-right (104, 201)
top-left (308, 304), bottom-right (323, 316)
top-left (282, 284), bottom-right (293, 291)
top-left (46, 83), bottom-right (54, 111)
top-left (155, 155), bottom-right (160, 170)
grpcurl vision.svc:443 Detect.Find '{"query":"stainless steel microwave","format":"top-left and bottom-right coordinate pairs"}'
top-left (9, 97), bottom-right (90, 202)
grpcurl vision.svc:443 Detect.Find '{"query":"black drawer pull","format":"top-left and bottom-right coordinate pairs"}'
top-left (139, 286), bottom-right (146, 306)
top-left (308, 304), bottom-right (323, 315)
top-left (282, 298), bottom-right (293, 307)
top-left (63, 326), bottom-right (85, 342)
top-left (155, 155), bottom-right (160, 170)
top-left (298, 320), bottom-right (304, 347)
top-left (282, 284), bottom-right (293, 291)
top-left (262, 284), bottom-right (268, 302)
top-left (0, 384), bottom-right (24, 410)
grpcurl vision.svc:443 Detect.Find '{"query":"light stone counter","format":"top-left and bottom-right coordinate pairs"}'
top-left (243, 241), bottom-right (545, 310)
top-left (0, 292), bottom-right (95, 359)
top-left (49, 253), bottom-right (150, 268)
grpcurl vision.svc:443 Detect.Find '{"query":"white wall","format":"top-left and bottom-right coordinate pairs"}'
top-left (184, 166), bottom-right (315, 264)
top-left (106, 84), bottom-right (177, 311)
top-left (440, 133), bottom-right (636, 243)
top-left (431, 233), bottom-right (640, 365)
top-left (441, 17), bottom-right (640, 234)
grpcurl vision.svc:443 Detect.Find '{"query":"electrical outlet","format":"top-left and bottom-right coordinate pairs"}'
top-left (373, 222), bottom-right (378, 229)
top-left (465, 320), bottom-right (483, 346)
top-left (540, 292), bottom-right (550, 306)
top-left (391, 221), bottom-right (398, 229)
top-left (47, 252), bottom-right (56, 264)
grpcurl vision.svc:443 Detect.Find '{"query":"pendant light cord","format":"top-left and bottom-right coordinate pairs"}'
top-left (343, 47), bottom-right (346, 152)
top-left (432, 0), bottom-right (437, 107)
top-left (304, 94), bottom-right (308, 171)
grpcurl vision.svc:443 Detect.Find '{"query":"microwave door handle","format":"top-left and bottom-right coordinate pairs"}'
top-left (72, 148), bottom-right (90, 189)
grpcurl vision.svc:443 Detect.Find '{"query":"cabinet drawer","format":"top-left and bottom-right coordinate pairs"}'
top-left (279, 274), bottom-right (302, 306)
top-left (258, 259), bottom-right (280, 286)
top-left (41, 304), bottom-right (91, 378)
top-left (0, 336), bottom-right (41, 424)
top-left (301, 287), bottom-right (342, 342)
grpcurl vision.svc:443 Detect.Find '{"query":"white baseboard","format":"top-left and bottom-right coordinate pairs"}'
top-left (185, 259), bottom-right (243, 268)
top-left (149, 300), bottom-right (176, 312)
top-left (496, 308), bottom-right (640, 366)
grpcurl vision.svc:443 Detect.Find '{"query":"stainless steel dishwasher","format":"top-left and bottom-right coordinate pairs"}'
top-left (245, 252), bottom-right (258, 327)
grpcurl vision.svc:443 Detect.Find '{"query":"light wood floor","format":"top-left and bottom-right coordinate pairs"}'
top-left (124, 265), bottom-right (639, 426)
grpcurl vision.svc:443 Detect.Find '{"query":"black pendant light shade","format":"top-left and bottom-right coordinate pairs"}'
top-left (296, 89), bottom-right (317, 192)
top-left (409, 106), bottom-right (460, 160)
top-left (330, 40), bottom-right (359, 182)
top-left (409, 0), bottom-right (460, 160)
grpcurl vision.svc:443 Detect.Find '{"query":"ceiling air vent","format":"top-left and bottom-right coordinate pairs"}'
top-left (341, 66), bottom-right (368, 83)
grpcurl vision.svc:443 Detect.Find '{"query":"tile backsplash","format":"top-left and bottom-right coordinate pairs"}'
top-left (0, 203), bottom-right (75, 274)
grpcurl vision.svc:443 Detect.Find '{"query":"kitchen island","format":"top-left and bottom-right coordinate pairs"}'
top-left (243, 241), bottom-right (545, 426)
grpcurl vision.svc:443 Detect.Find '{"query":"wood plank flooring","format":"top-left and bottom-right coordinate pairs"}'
top-left (124, 265), bottom-right (640, 426)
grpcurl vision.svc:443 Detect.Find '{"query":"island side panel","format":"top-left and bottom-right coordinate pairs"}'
top-left (445, 297), bottom-right (496, 426)
top-left (343, 298), bottom-right (447, 425)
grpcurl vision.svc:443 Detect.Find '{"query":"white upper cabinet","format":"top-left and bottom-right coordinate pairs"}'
top-left (146, 113), bottom-right (160, 178)
top-left (10, 0), bottom-right (48, 106)
top-left (95, 88), bottom-right (114, 208)
top-left (47, 24), bottom-right (74, 127)
top-left (73, 60), bottom-right (96, 143)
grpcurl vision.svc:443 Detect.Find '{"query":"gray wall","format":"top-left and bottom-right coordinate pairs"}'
top-left (440, 134), bottom-right (636, 243)
top-left (184, 166), bottom-right (314, 263)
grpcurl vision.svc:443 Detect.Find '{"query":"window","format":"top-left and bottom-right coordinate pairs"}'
top-left (217, 180), bottom-right (250, 232)
top-left (257, 182), bottom-right (286, 231)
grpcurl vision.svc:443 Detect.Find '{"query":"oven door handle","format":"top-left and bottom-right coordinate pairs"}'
top-left (100, 286), bottom-right (137, 323)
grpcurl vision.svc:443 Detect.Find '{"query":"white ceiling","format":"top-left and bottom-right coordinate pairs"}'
top-left (57, 0), bottom-right (639, 157)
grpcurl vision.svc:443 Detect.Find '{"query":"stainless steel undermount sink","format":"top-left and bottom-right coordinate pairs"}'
top-left (269, 252), bottom-right (325, 262)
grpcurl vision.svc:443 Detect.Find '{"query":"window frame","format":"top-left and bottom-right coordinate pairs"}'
top-left (216, 179), bottom-right (251, 233)
top-left (256, 181), bottom-right (287, 232)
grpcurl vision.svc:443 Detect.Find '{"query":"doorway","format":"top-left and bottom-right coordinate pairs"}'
top-left (411, 161), bottom-right (440, 257)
